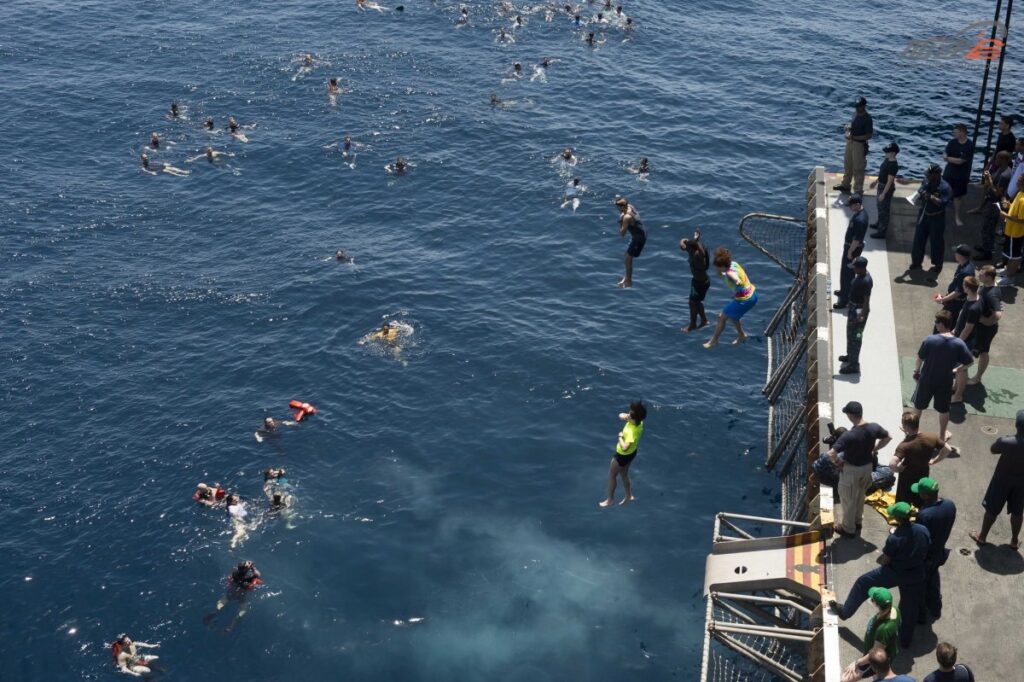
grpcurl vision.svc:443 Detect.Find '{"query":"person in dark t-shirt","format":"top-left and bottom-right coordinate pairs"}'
top-left (965, 266), bottom-right (1003, 388)
top-left (835, 96), bottom-right (873, 194)
top-left (871, 143), bottom-right (900, 238)
top-left (973, 150), bottom-right (1013, 260)
top-left (839, 256), bottom-right (872, 374)
top-left (835, 195), bottom-right (869, 307)
top-left (943, 123), bottom-right (975, 227)
top-left (924, 641), bottom-right (976, 682)
top-left (970, 409), bottom-right (1024, 549)
top-left (679, 229), bottom-right (710, 332)
top-left (952, 276), bottom-right (982, 402)
top-left (933, 245), bottom-right (974, 326)
top-left (828, 401), bottom-right (891, 536)
top-left (912, 311), bottom-right (973, 440)
top-left (890, 411), bottom-right (951, 504)
top-left (995, 115), bottom-right (1016, 157)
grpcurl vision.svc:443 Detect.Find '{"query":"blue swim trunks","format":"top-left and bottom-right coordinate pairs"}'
top-left (724, 290), bottom-right (758, 320)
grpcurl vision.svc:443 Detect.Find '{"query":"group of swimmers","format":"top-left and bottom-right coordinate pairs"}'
top-left (139, 103), bottom-right (248, 177)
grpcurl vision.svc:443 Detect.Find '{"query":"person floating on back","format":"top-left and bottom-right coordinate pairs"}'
top-left (704, 247), bottom-right (757, 348)
top-left (599, 401), bottom-right (646, 508)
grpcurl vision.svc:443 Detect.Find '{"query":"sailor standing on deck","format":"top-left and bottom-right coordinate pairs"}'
top-left (910, 164), bottom-right (953, 275)
top-left (834, 96), bottom-right (873, 195)
top-left (912, 477), bottom-right (956, 625)
top-left (828, 401), bottom-right (891, 537)
top-left (834, 195), bottom-right (869, 309)
top-left (839, 256), bottom-right (872, 375)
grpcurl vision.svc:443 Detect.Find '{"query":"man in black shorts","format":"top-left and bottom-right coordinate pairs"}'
top-left (966, 265), bottom-right (1003, 388)
top-left (680, 229), bottom-right (710, 332)
top-left (970, 409), bottom-right (1024, 550)
top-left (942, 123), bottom-right (974, 228)
top-left (952, 276), bottom-right (982, 403)
top-left (911, 311), bottom-right (973, 441)
top-left (616, 197), bottom-right (646, 289)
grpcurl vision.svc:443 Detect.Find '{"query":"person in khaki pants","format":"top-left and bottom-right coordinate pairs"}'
top-left (835, 96), bottom-right (874, 195)
top-left (828, 401), bottom-right (892, 537)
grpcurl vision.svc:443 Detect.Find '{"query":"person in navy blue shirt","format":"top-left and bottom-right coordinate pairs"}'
top-left (943, 123), bottom-right (974, 228)
top-left (870, 143), bottom-right (901, 239)
top-left (835, 195), bottom-right (869, 308)
top-left (923, 641), bottom-right (975, 682)
top-left (910, 164), bottom-right (953, 274)
top-left (932, 245), bottom-right (974, 328)
top-left (829, 501), bottom-right (930, 648)
top-left (868, 648), bottom-right (917, 681)
top-left (839, 256), bottom-right (872, 375)
top-left (970, 408), bottom-right (1024, 549)
top-left (911, 311), bottom-right (973, 441)
top-left (912, 477), bottom-right (956, 623)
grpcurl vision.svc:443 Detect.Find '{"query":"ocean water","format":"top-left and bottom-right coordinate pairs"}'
top-left (1, 1), bottom-right (1019, 679)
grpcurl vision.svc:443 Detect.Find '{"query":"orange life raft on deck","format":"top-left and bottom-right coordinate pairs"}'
top-left (289, 400), bottom-right (317, 422)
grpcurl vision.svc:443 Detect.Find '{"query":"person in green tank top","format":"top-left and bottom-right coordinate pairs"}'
top-left (599, 401), bottom-right (647, 508)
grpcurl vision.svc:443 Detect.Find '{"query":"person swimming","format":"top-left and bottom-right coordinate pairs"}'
top-left (264, 467), bottom-right (287, 483)
top-left (385, 156), bottom-right (408, 174)
top-left (372, 322), bottom-right (400, 344)
top-left (531, 57), bottom-right (552, 82)
top-left (140, 153), bottom-right (190, 177)
top-left (496, 27), bottom-right (514, 43)
top-left (112, 635), bottom-right (160, 677)
top-left (561, 147), bottom-right (578, 165)
top-left (149, 132), bottom-right (161, 150)
top-left (628, 157), bottom-right (650, 178)
top-left (193, 482), bottom-right (228, 507)
top-left (254, 415), bottom-right (294, 442)
top-left (186, 146), bottom-right (234, 163)
top-left (335, 249), bottom-right (352, 263)
top-left (203, 117), bottom-right (215, 131)
top-left (490, 93), bottom-right (503, 106)
top-left (456, 6), bottom-right (469, 25)
top-left (226, 493), bottom-right (249, 549)
top-left (203, 561), bottom-right (262, 633)
top-left (169, 102), bottom-right (180, 119)
top-left (561, 177), bottom-right (584, 213)
top-left (357, 0), bottom-right (386, 11)
top-left (227, 116), bottom-right (249, 142)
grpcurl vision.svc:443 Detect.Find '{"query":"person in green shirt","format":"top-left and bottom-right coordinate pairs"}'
top-left (599, 401), bottom-right (647, 508)
top-left (842, 587), bottom-right (902, 682)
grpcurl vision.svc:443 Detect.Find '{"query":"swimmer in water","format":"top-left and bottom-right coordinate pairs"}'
top-left (193, 482), bottom-right (228, 507)
top-left (186, 146), bottom-right (234, 163)
top-left (513, 14), bottom-right (524, 28)
top-left (531, 57), bottom-right (552, 82)
top-left (490, 93), bottom-right (503, 107)
top-left (203, 117), bottom-right (215, 131)
top-left (169, 102), bottom-right (180, 119)
top-left (335, 249), bottom-right (352, 263)
top-left (593, 11), bottom-right (608, 24)
top-left (264, 467), bottom-right (287, 484)
top-left (616, 196), bottom-right (646, 288)
top-left (254, 415), bottom-right (295, 442)
top-left (357, 0), bottom-right (386, 11)
top-left (385, 156), bottom-right (408, 174)
top-left (225, 493), bottom-right (249, 549)
top-left (599, 401), bottom-right (647, 508)
top-left (149, 132), bottom-right (161, 150)
top-left (303, 53), bottom-right (314, 67)
top-left (203, 561), bottom-right (262, 633)
top-left (140, 153), bottom-right (190, 177)
top-left (629, 157), bottom-right (651, 179)
top-left (561, 177), bottom-right (584, 213)
top-left (227, 116), bottom-right (249, 142)
top-left (574, 13), bottom-right (582, 26)
top-left (456, 6), bottom-right (469, 25)
top-left (369, 322), bottom-right (400, 344)
top-left (585, 31), bottom-right (604, 47)
top-left (327, 77), bottom-right (340, 104)
top-left (561, 147), bottom-right (578, 166)
top-left (113, 635), bottom-right (160, 677)
top-left (496, 27), bottom-right (514, 44)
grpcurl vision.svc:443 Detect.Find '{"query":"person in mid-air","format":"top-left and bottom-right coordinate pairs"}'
top-left (615, 197), bottom-right (646, 288)
top-left (703, 247), bottom-right (758, 348)
top-left (599, 401), bottom-right (647, 508)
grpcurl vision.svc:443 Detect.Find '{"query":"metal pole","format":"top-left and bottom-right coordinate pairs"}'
top-left (972, 0), bottom-right (1004, 154)
top-left (984, 0), bottom-right (1014, 166)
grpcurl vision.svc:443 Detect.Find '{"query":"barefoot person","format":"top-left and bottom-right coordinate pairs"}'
top-left (679, 229), bottom-right (710, 332)
top-left (615, 197), bottom-right (645, 288)
top-left (203, 561), bottom-right (263, 633)
top-left (704, 247), bottom-right (758, 348)
top-left (599, 401), bottom-right (646, 507)
top-left (970, 408), bottom-right (1024, 550)
top-left (112, 635), bottom-right (160, 677)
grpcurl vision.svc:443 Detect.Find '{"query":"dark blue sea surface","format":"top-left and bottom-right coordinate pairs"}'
top-left (2, 1), bottom-right (1019, 679)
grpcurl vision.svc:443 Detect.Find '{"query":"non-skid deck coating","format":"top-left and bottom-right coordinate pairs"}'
top-left (823, 172), bottom-right (1024, 681)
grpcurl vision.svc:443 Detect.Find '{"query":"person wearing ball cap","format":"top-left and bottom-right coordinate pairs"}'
top-left (870, 142), bottom-right (900, 239)
top-left (910, 163), bottom-right (953, 274)
top-left (834, 193), bottom-right (868, 310)
top-left (840, 586), bottom-right (902, 681)
top-left (830, 500), bottom-right (929, 649)
top-left (834, 95), bottom-right (873, 195)
top-left (838, 255), bottom-right (872, 375)
top-left (828, 401), bottom-right (891, 538)
top-left (913, 477), bottom-right (957, 624)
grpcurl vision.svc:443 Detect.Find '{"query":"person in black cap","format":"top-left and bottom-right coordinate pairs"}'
top-left (834, 194), bottom-right (868, 308)
top-left (932, 245), bottom-right (975, 326)
top-left (970, 408), bottom-right (1024, 550)
top-left (834, 96), bottom-right (873, 195)
top-left (910, 164), bottom-right (953, 274)
top-left (942, 123), bottom-right (974, 228)
top-left (839, 255), bottom-right (871, 375)
top-left (828, 401), bottom-right (891, 537)
top-left (870, 142), bottom-right (900, 238)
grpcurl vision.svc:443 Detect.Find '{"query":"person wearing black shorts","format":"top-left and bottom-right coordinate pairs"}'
top-left (680, 229), bottom-right (710, 332)
top-left (942, 123), bottom-right (974, 228)
top-left (970, 409), bottom-right (1024, 549)
top-left (600, 401), bottom-right (647, 508)
top-left (912, 311), bottom-right (973, 441)
top-left (616, 197), bottom-right (646, 289)
top-left (967, 265), bottom-right (1003, 387)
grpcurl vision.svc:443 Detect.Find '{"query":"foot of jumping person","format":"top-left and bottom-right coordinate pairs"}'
top-left (598, 499), bottom-right (615, 508)
top-left (619, 495), bottom-right (635, 506)
top-left (731, 333), bottom-right (748, 345)
top-left (617, 278), bottom-right (632, 289)
top-left (703, 339), bottom-right (718, 349)
top-left (681, 321), bottom-right (708, 333)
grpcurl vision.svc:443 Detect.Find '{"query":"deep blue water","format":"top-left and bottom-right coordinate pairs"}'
top-left (2, 1), bottom-right (1019, 679)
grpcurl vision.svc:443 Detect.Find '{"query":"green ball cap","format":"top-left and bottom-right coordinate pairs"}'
top-left (886, 501), bottom-right (913, 520)
top-left (911, 477), bottom-right (939, 495)
top-left (868, 586), bottom-right (893, 607)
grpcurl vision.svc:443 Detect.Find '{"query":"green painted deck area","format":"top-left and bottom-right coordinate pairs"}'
top-left (898, 356), bottom-right (1024, 420)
